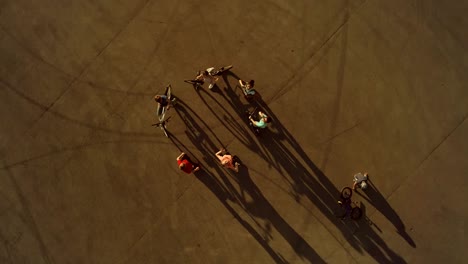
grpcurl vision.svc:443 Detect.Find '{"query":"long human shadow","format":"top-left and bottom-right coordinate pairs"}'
top-left (217, 66), bottom-right (408, 264)
top-left (346, 204), bottom-right (408, 264)
top-left (194, 169), bottom-right (288, 264)
top-left (249, 95), bottom-right (408, 263)
top-left (216, 71), bottom-right (281, 168)
top-left (174, 100), bottom-right (324, 263)
top-left (173, 101), bottom-right (287, 263)
top-left (238, 108), bottom-right (407, 262)
top-left (355, 182), bottom-right (416, 248)
top-left (180, 9), bottom-right (410, 261)
top-left (192, 81), bottom-right (272, 164)
top-left (248, 1), bottom-right (412, 259)
top-left (236, 165), bottom-right (326, 263)
top-left (195, 87), bottom-right (256, 146)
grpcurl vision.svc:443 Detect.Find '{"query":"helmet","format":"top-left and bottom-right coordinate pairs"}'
top-left (360, 181), bottom-right (368, 190)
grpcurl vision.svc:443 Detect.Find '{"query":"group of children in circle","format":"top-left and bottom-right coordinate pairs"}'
top-left (153, 66), bottom-right (272, 174)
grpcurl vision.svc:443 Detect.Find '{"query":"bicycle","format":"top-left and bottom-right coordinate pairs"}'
top-left (245, 107), bottom-right (266, 136)
top-left (152, 116), bottom-right (171, 138)
top-left (156, 84), bottom-right (176, 122)
top-left (337, 187), bottom-right (363, 220)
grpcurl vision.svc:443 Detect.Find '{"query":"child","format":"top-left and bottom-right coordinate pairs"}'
top-left (196, 70), bottom-right (219, 90)
top-left (249, 110), bottom-right (271, 129)
top-left (176, 152), bottom-right (200, 174)
top-left (239, 79), bottom-right (256, 97)
top-left (353, 172), bottom-right (369, 190)
top-left (215, 148), bottom-right (240, 172)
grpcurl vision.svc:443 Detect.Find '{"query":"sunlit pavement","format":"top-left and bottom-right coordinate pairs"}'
top-left (0, 1), bottom-right (467, 263)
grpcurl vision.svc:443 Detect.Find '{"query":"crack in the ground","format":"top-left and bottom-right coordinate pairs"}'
top-left (21, 0), bottom-right (152, 137)
top-left (382, 112), bottom-right (468, 202)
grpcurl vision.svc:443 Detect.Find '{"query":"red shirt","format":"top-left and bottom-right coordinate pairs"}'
top-left (177, 159), bottom-right (194, 174)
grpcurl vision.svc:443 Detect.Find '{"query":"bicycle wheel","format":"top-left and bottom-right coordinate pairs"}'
top-left (156, 104), bottom-right (162, 116)
top-left (158, 108), bottom-right (166, 122)
top-left (157, 104), bottom-right (167, 122)
top-left (351, 207), bottom-right (363, 220)
top-left (340, 187), bottom-right (353, 199)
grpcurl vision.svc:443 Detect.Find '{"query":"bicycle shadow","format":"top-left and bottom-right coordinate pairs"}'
top-left (216, 76), bottom-right (407, 263)
top-left (235, 166), bottom-right (325, 263)
top-left (194, 168), bottom-right (289, 264)
top-left (196, 87), bottom-right (254, 144)
top-left (355, 182), bottom-right (416, 248)
top-left (191, 80), bottom-right (272, 164)
top-left (166, 119), bottom-right (286, 262)
top-left (262, 96), bottom-right (409, 262)
top-left (173, 100), bottom-right (324, 263)
top-left (360, 202), bottom-right (383, 234)
top-left (346, 203), bottom-right (408, 264)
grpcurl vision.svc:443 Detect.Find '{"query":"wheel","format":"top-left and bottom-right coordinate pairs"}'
top-left (158, 110), bottom-right (166, 122)
top-left (157, 106), bottom-right (167, 122)
top-left (351, 207), bottom-right (362, 220)
top-left (340, 187), bottom-right (353, 199)
top-left (156, 104), bottom-right (163, 116)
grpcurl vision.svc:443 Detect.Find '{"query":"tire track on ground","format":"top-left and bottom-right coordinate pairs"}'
top-left (268, 0), bottom-right (368, 104)
top-left (2, 164), bottom-right (54, 264)
top-left (0, 25), bottom-right (76, 79)
top-left (22, 0), bottom-right (152, 135)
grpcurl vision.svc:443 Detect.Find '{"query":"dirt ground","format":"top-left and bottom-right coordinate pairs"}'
top-left (0, 0), bottom-right (467, 263)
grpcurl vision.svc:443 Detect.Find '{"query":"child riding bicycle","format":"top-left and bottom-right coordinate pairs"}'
top-left (249, 110), bottom-right (271, 129)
